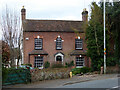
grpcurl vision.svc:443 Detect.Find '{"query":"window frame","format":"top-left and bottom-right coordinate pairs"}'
top-left (75, 39), bottom-right (83, 50)
top-left (56, 37), bottom-right (62, 50)
top-left (76, 57), bottom-right (84, 67)
top-left (34, 38), bottom-right (43, 50)
top-left (34, 56), bottom-right (43, 68)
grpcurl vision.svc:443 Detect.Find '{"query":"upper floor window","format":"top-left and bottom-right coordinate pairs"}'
top-left (35, 38), bottom-right (43, 50)
top-left (56, 36), bottom-right (62, 50)
top-left (75, 39), bottom-right (83, 50)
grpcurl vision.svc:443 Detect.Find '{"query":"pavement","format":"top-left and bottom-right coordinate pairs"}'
top-left (57, 76), bottom-right (119, 88)
top-left (2, 74), bottom-right (118, 88)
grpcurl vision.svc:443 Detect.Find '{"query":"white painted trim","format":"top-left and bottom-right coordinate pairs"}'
top-left (76, 57), bottom-right (85, 68)
top-left (38, 55), bottom-right (40, 57)
top-left (55, 53), bottom-right (64, 64)
top-left (58, 35), bottom-right (60, 38)
top-left (76, 66), bottom-right (84, 68)
top-left (25, 37), bottom-right (29, 40)
top-left (37, 36), bottom-right (40, 38)
top-left (78, 36), bottom-right (80, 39)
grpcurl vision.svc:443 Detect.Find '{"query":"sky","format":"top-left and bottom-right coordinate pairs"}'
top-left (0, 0), bottom-right (101, 40)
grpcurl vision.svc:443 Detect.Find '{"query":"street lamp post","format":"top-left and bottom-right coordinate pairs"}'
top-left (104, 0), bottom-right (106, 74)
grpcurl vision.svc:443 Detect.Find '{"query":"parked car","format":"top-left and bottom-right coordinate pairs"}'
top-left (19, 65), bottom-right (34, 69)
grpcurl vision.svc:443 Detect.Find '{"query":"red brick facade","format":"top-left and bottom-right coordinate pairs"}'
top-left (22, 7), bottom-right (91, 68)
top-left (23, 32), bottom-right (91, 68)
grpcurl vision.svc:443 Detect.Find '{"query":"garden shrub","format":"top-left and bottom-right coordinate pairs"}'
top-left (106, 57), bottom-right (116, 66)
top-left (65, 61), bottom-right (74, 68)
top-left (44, 61), bottom-right (50, 68)
top-left (2, 66), bottom-right (8, 83)
top-left (3, 68), bottom-right (31, 84)
top-left (71, 68), bottom-right (81, 75)
top-left (71, 67), bottom-right (92, 75)
top-left (80, 67), bottom-right (92, 73)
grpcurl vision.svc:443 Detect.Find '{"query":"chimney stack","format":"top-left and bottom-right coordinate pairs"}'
top-left (21, 6), bottom-right (26, 21)
top-left (82, 8), bottom-right (88, 21)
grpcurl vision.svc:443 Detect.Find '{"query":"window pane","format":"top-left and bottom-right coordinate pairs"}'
top-left (76, 57), bottom-right (84, 67)
top-left (35, 38), bottom-right (42, 50)
top-left (56, 37), bottom-right (62, 49)
top-left (75, 39), bottom-right (83, 49)
top-left (34, 56), bottom-right (43, 68)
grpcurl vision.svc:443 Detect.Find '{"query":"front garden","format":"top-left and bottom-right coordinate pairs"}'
top-left (3, 60), bottom-right (119, 85)
top-left (2, 61), bottom-right (93, 85)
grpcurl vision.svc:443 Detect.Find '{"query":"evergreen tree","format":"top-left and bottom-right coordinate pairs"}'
top-left (102, 1), bottom-right (120, 65)
top-left (86, 2), bottom-right (104, 71)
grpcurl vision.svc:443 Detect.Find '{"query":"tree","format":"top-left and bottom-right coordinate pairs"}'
top-left (2, 41), bottom-right (10, 66)
top-left (0, 6), bottom-right (22, 67)
top-left (86, 2), bottom-right (104, 71)
top-left (110, 2), bottom-right (120, 65)
top-left (86, 1), bottom-right (120, 70)
top-left (100, 1), bottom-right (120, 65)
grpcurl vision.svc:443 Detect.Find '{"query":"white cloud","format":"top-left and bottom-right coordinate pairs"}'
top-left (55, 16), bottom-right (82, 21)
top-left (0, 26), bottom-right (2, 40)
top-left (0, 0), bottom-right (95, 20)
top-left (0, 0), bottom-right (101, 40)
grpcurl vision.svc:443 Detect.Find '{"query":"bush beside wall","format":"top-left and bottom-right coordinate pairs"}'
top-left (30, 68), bottom-right (71, 82)
top-left (72, 67), bottom-right (92, 75)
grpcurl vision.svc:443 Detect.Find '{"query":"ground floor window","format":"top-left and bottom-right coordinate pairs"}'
top-left (34, 56), bottom-right (43, 68)
top-left (76, 57), bottom-right (84, 67)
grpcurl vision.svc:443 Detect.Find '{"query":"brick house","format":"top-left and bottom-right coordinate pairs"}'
top-left (21, 7), bottom-right (91, 69)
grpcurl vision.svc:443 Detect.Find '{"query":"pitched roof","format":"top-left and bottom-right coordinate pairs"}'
top-left (23, 19), bottom-right (84, 32)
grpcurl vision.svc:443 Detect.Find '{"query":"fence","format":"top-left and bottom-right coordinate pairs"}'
top-left (3, 68), bottom-right (31, 85)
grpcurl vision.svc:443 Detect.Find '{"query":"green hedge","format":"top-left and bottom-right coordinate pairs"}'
top-left (2, 67), bottom-right (8, 83)
top-left (44, 61), bottom-right (50, 68)
top-left (3, 68), bottom-right (31, 85)
top-left (72, 67), bottom-right (92, 75)
top-left (106, 57), bottom-right (116, 66)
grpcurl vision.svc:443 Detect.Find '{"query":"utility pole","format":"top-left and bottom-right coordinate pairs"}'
top-left (104, 0), bottom-right (106, 74)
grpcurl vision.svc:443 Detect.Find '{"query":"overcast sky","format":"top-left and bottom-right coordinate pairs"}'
top-left (0, 0), bottom-right (101, 40)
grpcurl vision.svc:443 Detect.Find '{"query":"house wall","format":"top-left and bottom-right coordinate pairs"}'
top-left (23, 32), bottom-right (90, 67)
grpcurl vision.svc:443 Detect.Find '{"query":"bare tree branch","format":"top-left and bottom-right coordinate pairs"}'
top-left (0, 6), bottom-right (21, 67)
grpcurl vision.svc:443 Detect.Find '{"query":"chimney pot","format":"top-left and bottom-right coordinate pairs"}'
top-left (21, 6), bottom-right (26, 21)
top-left (82, 8), bottom-right (88, 21)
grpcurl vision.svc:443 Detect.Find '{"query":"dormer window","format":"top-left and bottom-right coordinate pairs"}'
top-left (35, 38), bottom-right (43, 50)
top-left (75, 37), bottom-right (83, 50)
top-left (56, 36), bottom-right (62, 50)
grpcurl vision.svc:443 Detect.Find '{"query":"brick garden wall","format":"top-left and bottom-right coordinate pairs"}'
top-left (106, 65), bottom-right (120, 74)
top-left (30, 68), bottom-right (71, 82)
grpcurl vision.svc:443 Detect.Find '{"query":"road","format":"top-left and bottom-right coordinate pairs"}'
top-left (57, 77), bottom-right (120, 89)
top-left (3, 74), bottom-right (119, 90)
